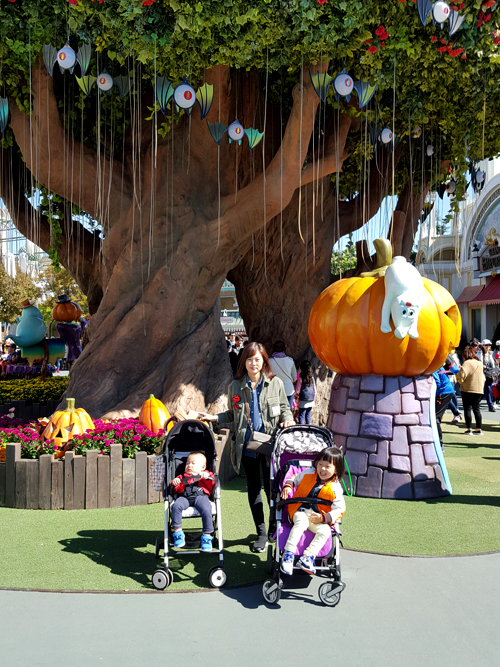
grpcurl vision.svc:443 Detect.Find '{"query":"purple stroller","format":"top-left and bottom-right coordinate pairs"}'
top-left (262, 424), bottom-right (345, 607)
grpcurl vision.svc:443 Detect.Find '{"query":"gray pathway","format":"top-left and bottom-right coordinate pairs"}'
top-left (1, 549), bottom-right (499, 667)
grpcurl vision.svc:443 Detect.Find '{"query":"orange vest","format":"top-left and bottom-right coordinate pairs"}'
top-left (287, 472), bottom-right (336, 521)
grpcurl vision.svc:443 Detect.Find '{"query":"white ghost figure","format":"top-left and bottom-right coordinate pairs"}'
top-left (380, 256), bottom-right (424, 340)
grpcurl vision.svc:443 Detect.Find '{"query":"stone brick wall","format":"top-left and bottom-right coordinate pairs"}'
top-left (327, 374), bottom-right (450, 500)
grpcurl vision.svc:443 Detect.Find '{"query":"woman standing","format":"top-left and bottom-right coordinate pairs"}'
top-left (200, 342), bottom-right (294, 552)
top-left (268, 341), bottom-right (297, 412)
top-left (456, 345), bottom-right (486, 435)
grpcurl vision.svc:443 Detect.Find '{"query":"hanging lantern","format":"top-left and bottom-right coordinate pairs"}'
top-left (380, 127), bottom-right (393, 144)
top-left (433, 2), bottom-right (451, 24)
top-left (97, 71), bottom-right (114, 92)
top-left (426, 145), bottom-right (434, 156)
top-left (228, 120), bottom-right (245, 143)
top-left (333, 70), bottom-right (354, 98)
top-left (57, 44), bottom-right (77, 70)
top-left (173, 80), bottom-right (197, 110)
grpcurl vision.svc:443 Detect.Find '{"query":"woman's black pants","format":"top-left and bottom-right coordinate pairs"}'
top-left (241, 453), bottom-right (270, 535)
top-left (461, 391), bottom-right (483, 430)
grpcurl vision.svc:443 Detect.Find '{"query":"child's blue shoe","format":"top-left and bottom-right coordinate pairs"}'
top-left (201, 534), bottom-right (213, 552)
top-left (173, 530), bottom-right (185, 548)
top-left (298, 554), bottom-right (316, 575)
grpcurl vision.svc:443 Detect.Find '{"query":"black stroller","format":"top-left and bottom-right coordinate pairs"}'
top-left (263, 424), bottom-right (345, 606)
top-left (152, 419), bottom-right (226, 590)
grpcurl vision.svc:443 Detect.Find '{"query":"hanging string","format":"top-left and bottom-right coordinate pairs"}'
top-left (280, 68), bottom-right (284, 263)
top-left (298, 56), bottom-right (304, 243)
top-left (262, 49), bottom-right (269, 282)
top-left (390, 56), bottom-right (396, 239)
top-left (217, 67), bottom-right (221, 250)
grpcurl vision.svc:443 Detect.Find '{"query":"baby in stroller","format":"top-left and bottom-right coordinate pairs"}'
top-left (171, 452), bottom-right (216, 551)
top-left (280, 446), bottom-right (345, 575)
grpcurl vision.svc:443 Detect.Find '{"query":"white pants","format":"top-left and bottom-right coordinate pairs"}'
top-left (284, 511), bottom-right (331, 557)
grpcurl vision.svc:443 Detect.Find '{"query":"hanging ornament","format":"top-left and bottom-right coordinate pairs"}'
top-left (97, 70), bottom-right (114, 91)
top-left (309, 71), bottom-right (334, 103)
top-left (448, 10), bottom-right (466, 36)
top-left (412, 126), bottom-right (422, 139)
top-left (426, 144), bottom-right (435, 156)
top-left (57, 43), bottom-right (77, 70)
top-left (433, 2), bottom-right (451, 26)
top-left (228, 120), bottom-right (245, 143)
top-left (380, 127), bottom-right (393, 144)
top-left (333, 69), bottom-right (354, 101)
top-left (0, 97), bottom-right (9, 133)
top-left (207, 120), bottom-right (264, 149)
top-left (446, 179), bottom-right (456, 194)
top-left (469, 164), bottom-right (486, 193)
top-left (173, 78), bottom-right (197, 110)
top-left (352, 80), bottom-right (377, 108)
top-left (476, 170), bottom-right (485, 183)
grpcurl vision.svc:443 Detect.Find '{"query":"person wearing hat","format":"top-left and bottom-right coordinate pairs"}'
top-left (480, 339), bottom-right (497, 412)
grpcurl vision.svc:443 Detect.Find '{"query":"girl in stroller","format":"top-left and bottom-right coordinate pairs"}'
top-left (280, 446), bottom-right (345, 576)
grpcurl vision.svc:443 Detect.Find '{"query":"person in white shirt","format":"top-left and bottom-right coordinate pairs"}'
top-left (268, 340), bottom-right (297, 412)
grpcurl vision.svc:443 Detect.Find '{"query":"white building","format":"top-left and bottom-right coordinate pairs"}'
top-left (416, 158), bottom-right (500, 344)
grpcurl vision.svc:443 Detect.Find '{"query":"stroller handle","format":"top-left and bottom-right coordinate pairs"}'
top-left (276, 496), bottom-right (332, 510)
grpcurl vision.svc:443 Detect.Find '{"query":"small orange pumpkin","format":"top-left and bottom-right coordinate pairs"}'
top-left (139, 394), bottom-right (172, 435)
top-left (309, 243), bottom-right (461, 378)
top-left (52, 296), bottom-right (82, 323)
top-left (41, 398), bottom-right (95, 458)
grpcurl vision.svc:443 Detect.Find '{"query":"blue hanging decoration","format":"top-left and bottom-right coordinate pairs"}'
top-left (43, 43), bottom-right (58, 76)
top-left (309, 71), bottom-right (334, 103)
top-left (156, 76), bottom-right (174, 115)
top-left (245, 128), bottom-right (264, 150)
top-left (333, 69), bottom-right (354, 102)
top-left (173, 78), bottom-right (197, 114)
top-left (76, 76), bottom-right (97, 97)
top-left (353, 80), bottom-right (377, 108)
top-left (76, 43), bottom-right (92, 76)
top-left (207, 120), bottom-right (264, 149)
top-left (416, 0), bottom-right (433, 26)
top-left (97, 70), bottom-right (114, 92)
top-left (195, 83), bottom-right (214, 120)
top-left (228, 120), bottom-right (245, 144)
top-left (156, 77), bottom-right (213, 118)
top-left (114, 75), bottom-right (131, 100)
top-left (57, 43), bottom-right (77, 72)
top-left (207, 121), bottom-right (228, 145)
top-left (432, 2), bottom-right (451, 28)
top-left (448, 10), bottom-right (466, 36)
top-left (0, 97), bottom-right (9, 133)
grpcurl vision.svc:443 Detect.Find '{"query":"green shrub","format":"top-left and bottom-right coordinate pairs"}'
top-left (0, 378), bottom-right (68, 404)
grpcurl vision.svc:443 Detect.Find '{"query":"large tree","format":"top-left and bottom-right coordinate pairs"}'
top-left (2, 0), bottom-right (500, 417)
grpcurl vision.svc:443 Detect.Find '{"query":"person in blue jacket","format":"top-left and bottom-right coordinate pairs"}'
top-left (433, 367), bottom-right (455, 451)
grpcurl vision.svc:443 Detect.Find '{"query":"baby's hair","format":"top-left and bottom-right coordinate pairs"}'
top-left (313, 446), bottom-right (345, 481)
top-left (187, 451), bottom-right (207, 465)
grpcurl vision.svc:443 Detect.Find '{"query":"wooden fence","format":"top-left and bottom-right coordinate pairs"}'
top-left (0, 429), bottom-right (233, 510)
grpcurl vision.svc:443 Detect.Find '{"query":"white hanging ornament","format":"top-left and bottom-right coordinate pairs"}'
top-left (476, 170), bottom-right (485, 183)
top-left (173, 80), bottom-right (197, 110)
top-left (446, 179), bottom-right (456, 194)
top-left (433, 2), bottom-right (451, 25)
top-left (228, 120), bottom-right (245, 144)
top-left (57, 44), bottom-right (76, 70)
top-left (333, 70), bottom-right (354, 99)
top-left (97, 71), bottom-right (114, 92)
top-left (380, 127), bottom-right (393, 144)
top-left (426, 145), bottom-right (434, 156)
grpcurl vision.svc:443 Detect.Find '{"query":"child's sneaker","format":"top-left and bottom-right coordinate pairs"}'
top-left (173, 530), bottom-right (185, 548)
top-left (298, 554), bottom-right (316, 575)
top-left (280, 551), bottom-right (294, 575)
top-left (201, 534), bottom-right (213, 552)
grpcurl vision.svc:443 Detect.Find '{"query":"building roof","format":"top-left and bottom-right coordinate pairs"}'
top-left (455, 285), bottom-right (485, 305)
top-left (469, 277), bottom-right (500, 306)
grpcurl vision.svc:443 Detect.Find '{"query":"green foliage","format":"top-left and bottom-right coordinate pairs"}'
top-left (0, 378), bottom-right (68, 404)
top-left (0, 264), bottom-right (42, 324)
top-left (331, 233), bottom-right (357, 275)
top-left (36, 265), bottom-right (88, 328)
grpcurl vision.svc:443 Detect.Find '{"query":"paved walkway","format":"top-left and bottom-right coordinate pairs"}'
top-left (1, 548), bottom-right (498, 667)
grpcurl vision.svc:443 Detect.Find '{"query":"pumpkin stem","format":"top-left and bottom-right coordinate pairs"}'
top-left (66, 398), bottom-right (76, 412)
top-left (360, 238), bottom-right (393, 278)
top-left (149, 394), bottom-right (155, 399)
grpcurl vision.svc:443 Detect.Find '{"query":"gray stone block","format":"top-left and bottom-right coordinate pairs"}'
top-left (390, 426), bottom-right (409, 455)
top-left (410, 444), bottom-right (435, 480)
top-left (347, 437), bottom-right (378, 453)
top-left (345, 450), bottom-right (368, 475)
top-left (423, 443), bottom-right (439, 465)
top-left (394, 413), bottom-right (419, 425)
top-left (332, 374), bottom-right (341, 390)
top-left (331, 386), bottom-right (349, 413)
top-left (347, 392), bottom-right (375, 413)
top-left (332, 411), bottom-right (360, 437)
top-left (360, 413), bottom-right (393, 439)
top-left (390, 455), bottom-right (411, 473)
top-left (360, 374), bottom-right (384, 392)
top-left (420, 399), bottom-right (430, 426)
top-left (369, 441), bottom-right (389, 468)
top-left (414, 479), bottom-right (448, 500)
top-left (326, 413), bottom-right (335, 431)
top-left (415, 377), bottom-right (432, 399)
top-left (408, 426), bottom-right (434, 444)
top-left (342, 376), bottom-right (361, 399)
top-left (402, 394), bottom-right (421, 414)
top-left (382, 471), bottom-right (413, 500)
top-left (399, 377), bottom-right (414, 393)
top-left (376, 378), bottom-right (401, 414)
top-left (356, 467), bottom-right (383, 498)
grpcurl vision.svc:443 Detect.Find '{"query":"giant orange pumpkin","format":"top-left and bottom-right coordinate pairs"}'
top-left (41, 398), bottom-right (95, 457)
top-left (52, 297), bottom-right (82, 323)
top-left (139, 395), bottom-right (173, 434)
top-left (309, 259), bottom-right (461, 378)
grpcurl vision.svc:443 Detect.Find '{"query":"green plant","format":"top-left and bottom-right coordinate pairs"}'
top-left (0, 378), bottom-right (68, 404)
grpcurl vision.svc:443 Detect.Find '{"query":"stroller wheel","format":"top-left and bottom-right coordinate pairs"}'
top-left (152, 568), bottom-right (172, 591)
top-left (262, 579), bottom-right (281, 605)
top-left (208, 567), bottom-right (227, 588)
top-left (318, 580), bottom-right (344, 607)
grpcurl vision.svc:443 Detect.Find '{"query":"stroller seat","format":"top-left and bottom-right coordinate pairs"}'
top-left (180, 501), bottom-right (217, 518)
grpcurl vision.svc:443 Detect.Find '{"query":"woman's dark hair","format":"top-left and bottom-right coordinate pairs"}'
top-left (313, 446), bottom-right (345, 481)
top-left (272, 340), bottom-right (286, 353)
top-left (463, 345), bottom-right (479, 361)
top-left (469, 338), bottom-right (480, 347)
top-left (299, 359), bottom-right (313, 387)
top-left (235, 342), bottom-right (274, 380)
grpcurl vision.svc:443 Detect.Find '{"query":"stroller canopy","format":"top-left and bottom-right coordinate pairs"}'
top-left (162, 419), bottom-right (217, 463)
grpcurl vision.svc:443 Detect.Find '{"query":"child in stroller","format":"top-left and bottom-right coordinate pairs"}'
top-left (263, 425), bottom-right (346, 606)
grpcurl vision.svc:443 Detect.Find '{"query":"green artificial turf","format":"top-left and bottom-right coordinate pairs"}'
top-left (0, 417), bottom-right (498, 591)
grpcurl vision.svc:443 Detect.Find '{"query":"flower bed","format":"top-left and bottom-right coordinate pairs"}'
top-left (0, 378), bottom-right (68, 404)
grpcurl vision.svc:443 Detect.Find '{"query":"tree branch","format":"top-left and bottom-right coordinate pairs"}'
top-left (300, 112), bottom-right (352, 185)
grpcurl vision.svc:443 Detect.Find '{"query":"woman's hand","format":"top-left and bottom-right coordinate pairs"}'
top-left (308, 511), bottom-right (322, 525)
top-left (280, 420), bottom-right (295, 428)
top-left (281, 486), bottom-right (292, 499)
top-left (197, 412), bottom-right (217, 422)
